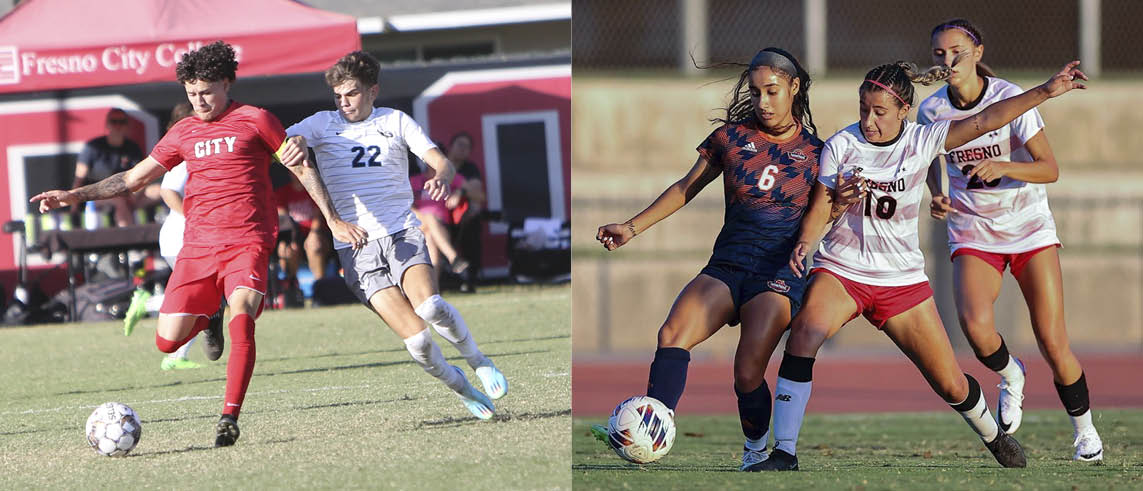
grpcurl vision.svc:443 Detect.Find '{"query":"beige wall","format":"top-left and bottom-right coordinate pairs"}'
top-left (573, 75), bottom-right (1143, 360)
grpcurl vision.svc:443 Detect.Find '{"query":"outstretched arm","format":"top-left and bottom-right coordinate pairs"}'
top-left (32, 158), bottom-right (165, 212)
top-left (945, 61), bottom-right (1087, 150)
top-left (279, 136), bottom-right (369, 248)
top-left (596, 155), bottom-right (721, 251)
top-left (965, 130), bottom-right (1060, 185)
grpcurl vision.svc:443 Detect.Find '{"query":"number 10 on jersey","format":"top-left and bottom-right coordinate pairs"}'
top-left (863, 192), bottom-right (897, 219)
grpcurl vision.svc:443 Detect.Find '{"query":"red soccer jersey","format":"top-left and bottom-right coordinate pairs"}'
top-left (150, 102), bottom-right (285, 249)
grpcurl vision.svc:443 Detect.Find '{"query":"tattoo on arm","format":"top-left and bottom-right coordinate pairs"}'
top-left (623, 220), bottom-right (637, 237)
top-left (72, 172), bottom-right (129, 202)
top-left (296, 167), bottom-right (342, 222)
top-left (972, 115), bottom-right (981, 133)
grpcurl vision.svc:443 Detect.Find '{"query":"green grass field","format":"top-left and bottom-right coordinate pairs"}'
top-left (0, 284), bottom-right (570, 490)
top-left (574, 410), bottom-right (1143, 490)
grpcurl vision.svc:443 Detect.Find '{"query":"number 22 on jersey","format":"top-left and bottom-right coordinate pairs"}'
top-left (351, 146), bottom-right (381, 167)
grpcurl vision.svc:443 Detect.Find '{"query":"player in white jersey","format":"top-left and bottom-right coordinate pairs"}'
top-left (920, 19), bottom-right (1101, 462)
top-left (751, 59), bottom-right (1088, 471)
top-left (277, 51), bottom-right (506, 420)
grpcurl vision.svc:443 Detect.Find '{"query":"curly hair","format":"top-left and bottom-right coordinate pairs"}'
top-left (325, 51), bottom-right (380, 88)
top-left (860, 61), bottom-right (953, 108)
top-left (175, 41), bottom-right (238, 83)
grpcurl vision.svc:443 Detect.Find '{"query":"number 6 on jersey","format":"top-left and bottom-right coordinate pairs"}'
top-left (757, 165), bottom-right (779, 191)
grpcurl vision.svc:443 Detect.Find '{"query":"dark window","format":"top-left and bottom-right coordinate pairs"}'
top-left (24, 153), bottom-right (78, 214)
top-left (496, 122), bottom-right (549, 221)
top-left (424, 42), bottom-right (495, 62)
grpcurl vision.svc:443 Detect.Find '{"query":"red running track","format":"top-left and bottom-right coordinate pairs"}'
top-left (572, 355), bottom-right (1143, 416)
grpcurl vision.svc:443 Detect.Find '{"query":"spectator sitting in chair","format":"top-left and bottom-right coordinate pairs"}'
top-left (445, 132), bottom-right (486, 292)
top-left (410, 162), bottom-right (469, 287)
top-left (73, 108), bottom-right (160, 226)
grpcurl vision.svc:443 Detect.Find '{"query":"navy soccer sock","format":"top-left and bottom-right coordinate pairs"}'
top-left (736, 380), bottom-right (772, 445)
top-left (646, 347), bottom-right (690, 411)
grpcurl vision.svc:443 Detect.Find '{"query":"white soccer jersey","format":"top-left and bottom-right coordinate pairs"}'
top-left (812, 120), bottom-right (951, 286)
top-left (918, 77), bottom-right (1059, 254)
top-left (287, 107), bottom-right (437, 249)
top-left (158, 162), bottom-right (188, 260)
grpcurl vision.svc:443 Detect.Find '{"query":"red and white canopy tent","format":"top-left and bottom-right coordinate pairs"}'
top-left (0, 0), bottom-right (359, 93)
top-left (0, 0), bottom-right (359, 277)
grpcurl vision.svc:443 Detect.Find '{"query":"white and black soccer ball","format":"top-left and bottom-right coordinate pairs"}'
top-left (605, 396), bottom-right (676, 464)
top-left (85, 402), bottom-right (142, 457)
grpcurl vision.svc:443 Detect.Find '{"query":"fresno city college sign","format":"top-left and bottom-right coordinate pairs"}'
top-left (0, 41), bottom-right (244, 88)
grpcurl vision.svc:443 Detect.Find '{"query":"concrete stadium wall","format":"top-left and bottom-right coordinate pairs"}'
top-left (572, 75), bottom-right (1143, 360)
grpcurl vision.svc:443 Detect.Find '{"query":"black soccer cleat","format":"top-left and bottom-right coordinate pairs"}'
top-left (744, 448), bottom-right (799, 471)
top-left (214, 415), bottom-right (240, 447)
top-left (202, 310), bottom-right (225, 361)
top-left (984, 432), bottom-right (1027, 468)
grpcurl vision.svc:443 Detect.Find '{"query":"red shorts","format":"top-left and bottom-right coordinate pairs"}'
top-left (811, 268), bottom-right (933, 329)
top-left (950, 244), bottom-right (1059, 278)
top-left (160, 244), bottom-right (270, 318)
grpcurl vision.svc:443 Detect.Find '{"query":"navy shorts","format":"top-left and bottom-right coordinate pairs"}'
top-left (700, 258), bottom-right (806, 326)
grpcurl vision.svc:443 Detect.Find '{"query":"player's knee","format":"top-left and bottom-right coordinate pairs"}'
top-left (787, 318), bottom-right (828, 356)
top-left (403, 329), bottom-right (444, 377)
top-left (413, 294), bottom-right (450, 324)
top-left (733, 360), bottom-right (764, 392)
top-left (656, 321), bottom-right (691, 349)
top-left (935, 373), bottom-right (969, 403)
top-left (957, 308), bottom-right (994, 334)
top-left (155, 333), bottom-right (180, 353)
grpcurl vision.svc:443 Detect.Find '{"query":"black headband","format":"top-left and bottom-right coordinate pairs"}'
top-left (749, 50), bottom-right (799, 76)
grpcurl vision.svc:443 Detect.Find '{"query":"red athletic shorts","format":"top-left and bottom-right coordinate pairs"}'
top-left (950, 244), bottom-right (1059, 278)
top-left (160, 244), bottom-right (270, 318)
top-left (811, 268), bottom-right (933, 329)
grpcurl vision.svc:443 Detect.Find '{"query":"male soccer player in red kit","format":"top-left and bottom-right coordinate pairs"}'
top-left (33, 41), bottom-right (364, 447)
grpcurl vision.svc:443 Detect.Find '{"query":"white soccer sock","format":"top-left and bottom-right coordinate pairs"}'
top-left (414, 295), bottom-right (485, 368)
top-left (745, 429), bottom-right (769, 451)
top-left (169, 335), bottom-right (196, 360)
top-left (996, 356), bottom-right (1024, 386)
top-left (1071, 409), bottom-right (1095, 434)
top-left (403, 329), bottom-right (467, 393)
top-left (953, 377), bottom-right (999, 443)
top-left (772, 377), bottom-right (812, 456)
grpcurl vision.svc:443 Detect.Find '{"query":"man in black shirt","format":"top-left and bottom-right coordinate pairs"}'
top-left (73, 108), bottom-right (145, 226)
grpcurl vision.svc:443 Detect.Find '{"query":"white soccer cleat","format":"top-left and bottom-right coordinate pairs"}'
top-left (740, 446), bottom-right (769, 471)
top-left (475, 360), bottom-right (508, 400)
top-left (453, 367), bottom-right (495, 420)
top-left (997, 357), bottom-right (1026, 434)
top-left (1073, 428), bottom-right (1104, 462)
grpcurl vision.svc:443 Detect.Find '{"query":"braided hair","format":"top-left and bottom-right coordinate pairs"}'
top-left (860, 61), bottom-right (952, 108)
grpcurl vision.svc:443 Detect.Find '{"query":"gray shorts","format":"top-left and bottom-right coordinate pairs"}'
top-left (338, 227), bottom-right (432, 305)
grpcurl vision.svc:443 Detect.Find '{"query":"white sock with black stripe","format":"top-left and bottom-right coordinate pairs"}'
top-left (951, 374), bottom-right (999, 443)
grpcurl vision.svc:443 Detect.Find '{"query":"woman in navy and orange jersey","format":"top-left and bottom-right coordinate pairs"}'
top-left (594, 48), bottom-right (824, 470)
top-left (920, 19), bottom-right (1101, 462)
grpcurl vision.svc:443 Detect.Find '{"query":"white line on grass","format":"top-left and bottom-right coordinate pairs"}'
top-left (3, 383), bottom-right (375, 416)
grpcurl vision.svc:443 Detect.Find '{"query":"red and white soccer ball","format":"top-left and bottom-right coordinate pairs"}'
top-left (605, 396), bottom-right (676, 464)
top-left (85, 402), bottom-right (142, 457)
